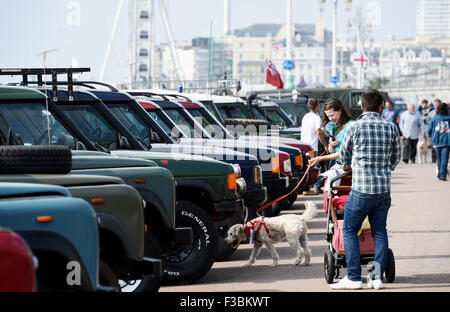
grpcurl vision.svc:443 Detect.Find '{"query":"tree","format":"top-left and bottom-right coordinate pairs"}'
top-left (368, 77), bottom-right (389, 89)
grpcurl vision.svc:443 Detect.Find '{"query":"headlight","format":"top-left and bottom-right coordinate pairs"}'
top-left (307, 150), bottom-right (315, 159)
top-left (232, 164), bottom-right (242, 178)
top-left (227, 172), bottom-right (237, 191)
top-left (283, 159), bottom-right (292, 173)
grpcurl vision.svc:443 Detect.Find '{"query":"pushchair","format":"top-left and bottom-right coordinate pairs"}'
top-left (323, 172), bottom-right (396, 284)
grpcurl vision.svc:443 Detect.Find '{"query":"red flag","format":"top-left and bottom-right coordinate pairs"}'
top-left (265, 60), bottom-right (284, 89)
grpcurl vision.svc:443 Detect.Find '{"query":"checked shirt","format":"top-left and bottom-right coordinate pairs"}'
top-left (339, 112), bottom-right (401, 194)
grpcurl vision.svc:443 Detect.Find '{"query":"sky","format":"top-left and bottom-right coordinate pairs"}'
top-left (0, 0), bottom-right (417, 84)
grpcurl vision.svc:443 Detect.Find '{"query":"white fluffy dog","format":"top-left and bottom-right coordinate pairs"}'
top-left (225, 201), bottom-right (317, 267)
top-left (417, 141), bottom-right (428, 164)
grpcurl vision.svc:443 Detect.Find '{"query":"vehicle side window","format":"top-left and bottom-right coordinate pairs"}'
top-left (0, 103), bottom-right (76, 149)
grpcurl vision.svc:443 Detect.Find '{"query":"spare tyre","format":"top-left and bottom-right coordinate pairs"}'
top-left (0, 145), bottom-right (72, 174)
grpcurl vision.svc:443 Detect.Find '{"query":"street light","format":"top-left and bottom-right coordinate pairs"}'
top-left (318, 0), bottom-right (352, 87)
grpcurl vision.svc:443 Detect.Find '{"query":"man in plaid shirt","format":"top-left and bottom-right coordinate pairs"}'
top-left (330, 90), bottom-right (401, 290)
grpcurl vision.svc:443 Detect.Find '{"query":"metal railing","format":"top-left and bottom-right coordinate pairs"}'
top-left (118, 79), bottom-right (240, 94)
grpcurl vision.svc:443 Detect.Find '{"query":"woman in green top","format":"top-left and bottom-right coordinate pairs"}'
top-left (309, 98), bottom-right (355, 167)
top-left (308, 98), bottom-right (355, 194)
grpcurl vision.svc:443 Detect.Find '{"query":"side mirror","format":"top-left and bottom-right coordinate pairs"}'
top-left (76, 141), bottom-right (87, 150)
top-left (119, 136), bottom-right (132, 149)
top-left (152, 132), bottom-right (162, 143)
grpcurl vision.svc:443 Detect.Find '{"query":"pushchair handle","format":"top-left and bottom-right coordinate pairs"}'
top-left (329, 172), bottom-right (352, 188)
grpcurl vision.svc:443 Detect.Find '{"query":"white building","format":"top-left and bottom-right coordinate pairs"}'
top-left (227, 22), bottom-right (332, 91)
top-left (417, 0), bottom-right (450, 39)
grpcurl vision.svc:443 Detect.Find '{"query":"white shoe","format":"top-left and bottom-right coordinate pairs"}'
top-left (367, 279), bottom-right (383, 290)
top-left (330, 276), bottom-right (363, 290)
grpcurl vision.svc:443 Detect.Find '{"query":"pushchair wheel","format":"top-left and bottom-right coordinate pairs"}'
top-left (384, 248), bottom-right (395, 283)
top-left (324, 248), bottom-right (335, 284)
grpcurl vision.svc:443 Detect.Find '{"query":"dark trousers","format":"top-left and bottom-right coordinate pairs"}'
top-left (402, 138), bottom-right (418, 162)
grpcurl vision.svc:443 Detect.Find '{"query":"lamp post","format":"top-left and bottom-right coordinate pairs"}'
top-left (318, 0), bottom-right (352, 87)
top-left (347, 6), bottom-right (372, 89)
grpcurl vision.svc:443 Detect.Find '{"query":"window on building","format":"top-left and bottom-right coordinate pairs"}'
top-left (140, 11), bottom-right (149, 19)
top-left (140, 31), bottom-right (148, 39)
top-left (139, 49), bottom-right (148, 57)
top-left (139, 64), bottom-right (148, 72)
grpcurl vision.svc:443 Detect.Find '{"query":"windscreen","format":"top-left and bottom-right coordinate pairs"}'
top-left (59, 104), bottom-right (119, 150)
top-left (281, 103), bottom-right (308, 125)
top-left (147, 109), bottom-right (188, 138)
top-left (164, 108), bottom-right (203, 138)
top-left (187, 107), bottom-right (232, 139)
top-left (105, 102), bottom-right (151, 145)
top-left (0, 102), bottom-right (77, 149)
top-left (216, 103), bottom-right (251, 119)
top-left (261, 108), bottom-right (286, 126)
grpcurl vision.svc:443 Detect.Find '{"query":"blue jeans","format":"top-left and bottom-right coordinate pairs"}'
top-left (436, 146), bottom-right (449, 179)
top-left (343, 190), bottom-right (391, 282)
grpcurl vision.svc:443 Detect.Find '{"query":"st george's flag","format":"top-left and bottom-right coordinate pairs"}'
top-left (265, 59), bottom-right (284, 89)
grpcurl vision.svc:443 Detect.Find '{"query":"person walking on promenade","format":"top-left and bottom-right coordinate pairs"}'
top-left (301, 98), bottom-right (329, 195)
top-left (382, 100), bottom-right (400, 128)
top-left (428, 99), bottom-right (443, 163)
top-left (399, 104), bottom-right (426, 164)
top-left (330, 90), bottom-right (401, 290)
top-left (427, 103), bottom-right (450, 181)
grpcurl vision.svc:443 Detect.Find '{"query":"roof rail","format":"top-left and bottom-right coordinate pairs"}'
top-left (22, 80), bottom-right (119, 93)
top-left (125, 91), bottom-right (170, 101)
top-left (0, 68), bottom-right (90, 101)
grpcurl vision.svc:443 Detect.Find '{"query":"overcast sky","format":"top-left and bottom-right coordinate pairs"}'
top-left (0, 0), bottom-right (416, 83)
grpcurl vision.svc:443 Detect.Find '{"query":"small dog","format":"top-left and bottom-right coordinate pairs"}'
top-left (225, 201), bottom-right (317, 267)
top-left (417, 141), bottom-right (428, 164)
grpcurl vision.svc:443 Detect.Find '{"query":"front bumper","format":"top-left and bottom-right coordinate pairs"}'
top-left (165, 227), bottom-right (193, 245)
top-left (213, 198), bottom-right (245, 214)
top-left (263, 175), bottom-right (289, 192)
top-left (292, 168), bottom-right (309, 192)
top-left (127, 257), bottom-right (163, 280)
top-left (285, 177), bottom-right (300, 195)
top-left (244, 185), bottom-right (268, 208)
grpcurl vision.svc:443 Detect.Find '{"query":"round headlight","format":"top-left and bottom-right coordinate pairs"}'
top-left (232, 164), bottom-right (242, 178)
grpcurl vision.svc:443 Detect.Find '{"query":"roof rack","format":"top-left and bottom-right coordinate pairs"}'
top-left (0, 68), bottom-right (90, 101)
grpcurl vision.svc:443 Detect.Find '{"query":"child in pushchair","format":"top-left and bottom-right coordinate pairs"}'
top-left (323, 172), bottom-right (396, 284)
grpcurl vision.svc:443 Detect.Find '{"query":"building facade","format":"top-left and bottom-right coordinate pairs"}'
top-left (417, 0), bottom-right (450, 39)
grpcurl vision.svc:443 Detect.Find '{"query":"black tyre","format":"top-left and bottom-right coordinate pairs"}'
top-left (162, 201), bottom-right (217, 285)
top-left (384, 248), bottom-right (396, 283)
top-left (279, 189), bottom-right (299, 210)
top-left (215, 213), bottom-right (242, 262)
top-left (0, 145), bottom-right (72, 174)
top-left (324, 248), bottom-right (335, 284)
top-left (99, 260), bottom-right (120, 292)
top-left (121, 231), bottom-right (162, 292)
